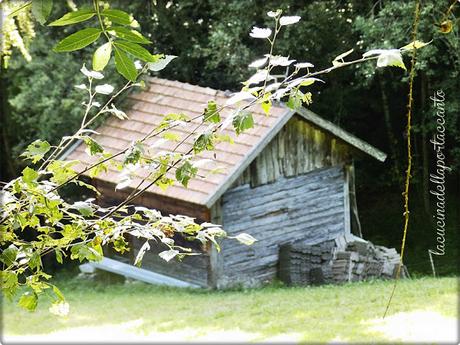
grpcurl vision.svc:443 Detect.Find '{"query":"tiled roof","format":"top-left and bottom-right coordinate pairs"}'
top-left (67, 77), bottom-right (289, 206)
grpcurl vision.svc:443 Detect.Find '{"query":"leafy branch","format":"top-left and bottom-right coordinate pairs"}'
top-left (1, 6), bottom-right (430, 316)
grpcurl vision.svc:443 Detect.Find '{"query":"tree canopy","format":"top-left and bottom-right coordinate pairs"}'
top-left (0, 0), bottom-right (458, 315)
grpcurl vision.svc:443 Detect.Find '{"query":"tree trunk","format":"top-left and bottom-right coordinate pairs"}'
top-left (377, 72), bottom-right (401, 185)
top-left (0, 66), bottom-right (17, 180)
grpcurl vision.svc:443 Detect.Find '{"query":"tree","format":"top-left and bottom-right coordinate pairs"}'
top-left (0, 0), bottom-right (432, 315)
top-left (352, 0), bottom-right (459, 275)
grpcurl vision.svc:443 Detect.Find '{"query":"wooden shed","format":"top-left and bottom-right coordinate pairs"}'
top-left (66, 77), bottom-right (387, 288)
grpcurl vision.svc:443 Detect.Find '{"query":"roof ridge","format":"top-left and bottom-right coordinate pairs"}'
top-left (147, 76), bottom-right (224, 96)
top-left (146, 77), bottom-right (286, 112)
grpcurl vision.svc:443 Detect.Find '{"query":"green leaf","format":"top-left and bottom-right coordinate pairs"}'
top-left (261, 101), bottom-right (271, 115)
top-left (18, 292), bottom-right (38, 311)
top-left (175, 161), bottom-right (198, 187)
top-left (193, 133), bottom-right (215, 154)
top-left (48, 8), bottom-right (95, 26)
top-left (47, 160), bottom-right (77, 185)
top-left (261, 92), bottom-right (272, 115)
top-left (52, 285), bottom-right (65, 301)
top-left (232, 233), bottom-right (257, 245)
top-left (163, 113), bottom-right (189, 122)
top-left (332, 48), bottom-right (354, 66)
top-left (163, 132), bottom-right (181, 142)
top-left (25, 275), bottom-right (50, 294)
top-left (147, 55), bottom-right (176, 72)
top-left (159, 249), bottom-right (180, 262)
top-left (88, 161), bottom-right (108, 178)
top-left (83, 136), bottom-right (104, 156)
top-left (32, 0), bottom-right (53, 25)
top-left (123, 143), bottom-right (143, 165)
top-left (134, 241), bottom-right (150, 267)
top-left (92, 42), bottom-right (112, 71)
top-left (204, 100), bottom-right (220, 123)
top-left (29, 251), bottom-right (42, 271)
top-left (108, 26), bottom-right (150, 44)
top-left (74, 180), bottom-right (100, 195)
top-left (377, 50), bottom-right (406, 70)
top-left (215, 133), bottom-right (234, 144)
top-left (1, 271), bottom-right (18, 289)
top-left (301, 92), bottom-right (312, 105)
top-left (70, 201), bottom-right (94, 217)
top-left (71, 243), bottom-right (103, 262)
top-left (22, 167), bottom-right (39, 184)
top-left (112, 237), bottom-right (129, 254)
top-left (158, 112), bottom-right (189, 130)
top-left (286, 90), bottom-right (303, 110)
top-left (299, 78), bottom-right (323, 87)
top-left (55, 249), bottom-right (63, 264)
top-left (155, 176), bottom-right (174, 191)
top-left (1, 271), bottom-right (19, 299)
top-left (101, 9), bottom-right (133, 26)
top-left (114, 48), bottom-right (137, 81)
top-left (113, 41), bottom-right (156, 62)
top-left (62, 224), bottom-right (83, 245)
top-left (53, 28), bottom-right (102, 52)
top-left (1, 245), bottom-right (18, 266)
top-left (21, 139), bottom-right (51, 163)
top-left (279, 15), bottom-right (301, 26)
top-left (400, 40), bottom-right (431, 51)
top-left (232, 111), bottom-right (254, 135)
top-left (103, 104), bottom-right (128, 120)
top-left (363, 49), bottom-right (406, 70)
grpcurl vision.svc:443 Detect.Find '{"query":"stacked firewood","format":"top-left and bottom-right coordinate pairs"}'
top-left (279, 240), bottom-right (335, 285)
top-left (279, 235), bottom-right (405, 286)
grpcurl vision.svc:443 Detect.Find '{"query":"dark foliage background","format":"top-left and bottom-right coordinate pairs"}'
top-left (1, 0), bottom-right (458, 275)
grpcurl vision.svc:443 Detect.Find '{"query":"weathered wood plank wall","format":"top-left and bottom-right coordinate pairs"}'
top-left (94, 179), bottom-right (211, 221)
top-left (214, 165), bottom-right (347, 288)
top-left (208, 115), bottom-right (354, 288)
top-left (232, 115), bottom-right (351, 188)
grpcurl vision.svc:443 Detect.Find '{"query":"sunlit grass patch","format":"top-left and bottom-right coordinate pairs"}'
top-left (2, 274), bottom-right (457, 343)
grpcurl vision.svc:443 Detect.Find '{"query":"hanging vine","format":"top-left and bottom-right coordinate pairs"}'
top-left (383, 0), bottom-right (421, 318)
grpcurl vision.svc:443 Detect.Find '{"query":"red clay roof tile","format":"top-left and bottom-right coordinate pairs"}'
top-left (67, 77), bottom-right (289, 206)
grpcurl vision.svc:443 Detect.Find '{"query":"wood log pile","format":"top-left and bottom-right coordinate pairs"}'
top-left (279, 235), bottom-right (406, 286)
top-left (279, 240), bottom-right (335, 285)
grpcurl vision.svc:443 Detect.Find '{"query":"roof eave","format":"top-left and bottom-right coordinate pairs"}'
top-left (58, 138), bottom-right (82, 161)
top-left (295, 107), bottom-right (387, 162)
top-left (204, 108), bottom-right (296, 208)
top-left (204, 105), bottom-right (387, 208)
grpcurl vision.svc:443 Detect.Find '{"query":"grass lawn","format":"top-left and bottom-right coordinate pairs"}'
top-left (2, 274), bottom-right (458, 343)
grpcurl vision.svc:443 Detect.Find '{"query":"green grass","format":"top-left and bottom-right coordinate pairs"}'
top-left (2, 274), bottom-right (458, 343)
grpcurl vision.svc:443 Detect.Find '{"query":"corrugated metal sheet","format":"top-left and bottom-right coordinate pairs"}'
top-left (67, 77), bottom-right (288, 206)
